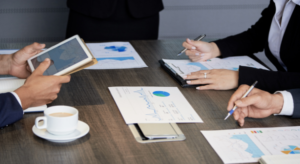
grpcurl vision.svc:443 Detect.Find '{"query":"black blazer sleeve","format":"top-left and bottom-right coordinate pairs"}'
top-left (0, 93), bottom-right (23, 128)
top-left (238, 66), bottom-right (300, 93)
top-left (288, 89), bottom-right (300, 118)
top-left (214, 0), bottom-right (275, 57)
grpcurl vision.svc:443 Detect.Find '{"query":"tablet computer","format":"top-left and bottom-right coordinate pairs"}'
top-left (27, 35), bottom-right (93, 76)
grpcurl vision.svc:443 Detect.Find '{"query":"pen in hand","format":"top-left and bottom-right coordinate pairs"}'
top-left (177, 34), bottom-right (206, 56)
top-left (224, 81), bottom-right (258, 120)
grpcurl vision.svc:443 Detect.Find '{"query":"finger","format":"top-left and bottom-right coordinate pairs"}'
top-left (183, 40), bottom-right (196, 50)
top-left (235, 94), bottom-right (261, 108)
top-left (232, 108), bottom-right (240, 121)
top-left (32, 58), bottom-right (50, 76)
top-left (58, 75), bottom-right (71, 84)
top-left (23, 42), bottom-right (45, 54)
top-left (227, 85), bottom-right (250, 111)
top-left (198, 54), bottom-right (211, 62)
top-left (185, 50), bottom-right (201, 57)
top-left (187, 78), bottom-right (213, 85)
top-left (190, 70), bottom-right (211, 75)
top-left (238, 109), bottom-right (247, 127)
top-left (196, 84), bottom-right (217, 90)
top-left (26, 65), bottom-right (31, 73)
top-left (187, 39), bottom-right (204, 48)
top-left (185, 72), bottom-right (211, 79)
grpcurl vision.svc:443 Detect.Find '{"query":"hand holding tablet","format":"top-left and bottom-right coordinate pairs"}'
top-left (27, 35), bottom-right (97, 76)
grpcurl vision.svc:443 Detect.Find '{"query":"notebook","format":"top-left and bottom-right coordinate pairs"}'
top-left (259, 154), bottom-right (300, 164)
top-left (159, 56), bottom-right (268, 87)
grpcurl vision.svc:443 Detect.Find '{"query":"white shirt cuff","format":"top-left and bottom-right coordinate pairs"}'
top-left (274, 91), bottom-right (294, 116)
top-left (10, 92), bottom-right (22, 107)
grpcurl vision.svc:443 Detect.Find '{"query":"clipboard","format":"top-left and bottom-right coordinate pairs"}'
top-left (159, 59), bottom-right (199, 88)
top-left (62, 39), bottom-right (98, 76)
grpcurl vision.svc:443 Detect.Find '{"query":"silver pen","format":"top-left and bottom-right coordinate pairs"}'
top-left (177, 34), bottom-right (206, 56)
top-left (224, 81), bottom-right (258, 120)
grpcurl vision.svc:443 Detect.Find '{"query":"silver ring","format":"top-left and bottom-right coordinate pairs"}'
top-left (204, 73), bottom-right (207, 78)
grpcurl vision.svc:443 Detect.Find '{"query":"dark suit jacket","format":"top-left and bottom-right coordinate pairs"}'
top-left (214, 0), bottom-right (300, 93)
top-left (0, 93), bottom-right (23, 128)
top-left (67, 0), bottom-right (164, 19)
top-left (290, 89), bottom-right (300, 118)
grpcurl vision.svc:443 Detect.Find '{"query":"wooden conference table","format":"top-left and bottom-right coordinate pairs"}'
top-left (1, 40), bottom-right (300, 164)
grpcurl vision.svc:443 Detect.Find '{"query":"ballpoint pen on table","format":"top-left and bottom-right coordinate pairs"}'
top-left (177, 34), bottom-right (206, 56)
top-left (224, 81), bottom-right (258, 120)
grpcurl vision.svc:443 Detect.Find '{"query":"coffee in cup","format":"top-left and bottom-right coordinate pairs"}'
top-left (35, 106), bottom-right (78, 135)
top-left (49, 112), bottom-right (74, 117)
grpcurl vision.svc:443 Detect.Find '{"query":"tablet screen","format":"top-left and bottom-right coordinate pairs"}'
top-left (30, 38), bottom-right (88, 75)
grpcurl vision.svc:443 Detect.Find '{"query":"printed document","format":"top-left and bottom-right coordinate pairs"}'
top-left (109, 87), bottom-right (203, 124)
top-left (201, 126), bottom-right (300, 163)
top-left (163, 56), bottom-right (268, 78)
top-left (86, 42), bottom-right (147, 69)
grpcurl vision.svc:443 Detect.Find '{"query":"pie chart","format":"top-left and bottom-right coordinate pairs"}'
top-left (153, 91), bottom-right (170, 97)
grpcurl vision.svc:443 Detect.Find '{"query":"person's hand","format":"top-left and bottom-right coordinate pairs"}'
top-left (8, 42), bottom-right (45, 78)
top-left (184, 69), bottom-right (239, 90)
top-left (227, 85), bottom-right (284, 126)
top-left (14, 58), bottom-right (71, 109)
top-left (182, 39), bottom-right (221, 62)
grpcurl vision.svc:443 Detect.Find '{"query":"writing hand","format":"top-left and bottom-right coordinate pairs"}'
top-left (14, 58), bottom-right (71, 109)
top-left (182, 39), bottom-right (220, 62)
top-left (227, 85), bottom-right (284, 126)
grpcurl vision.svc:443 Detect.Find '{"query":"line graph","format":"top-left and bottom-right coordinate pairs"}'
top-left (134, 88), bottom-right (161, 120)
top-left (108, 87), bottom-right (203, 124)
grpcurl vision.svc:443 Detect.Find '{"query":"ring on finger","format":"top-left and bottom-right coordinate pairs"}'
top-left (204, 72), bottom-right (207, 78)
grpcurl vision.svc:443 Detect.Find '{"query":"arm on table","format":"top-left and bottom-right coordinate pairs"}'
top-left (238, 66), bottom-right (300, 93)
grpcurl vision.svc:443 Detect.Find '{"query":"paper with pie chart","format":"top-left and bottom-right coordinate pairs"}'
top-left (201, 126), bottom-right (300, 163)
top-left (162, 56), bottom-right (268, 78)
top-left (85, 42), bottom-right (147, 69)
top-left (108, 87), bottom-right (203, 124)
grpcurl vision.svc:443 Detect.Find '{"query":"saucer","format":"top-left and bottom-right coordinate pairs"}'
top-left (32, 120), bottom-right (90, 143)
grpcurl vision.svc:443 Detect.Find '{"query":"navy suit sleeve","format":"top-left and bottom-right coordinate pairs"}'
top-left (0, 93), bottom-right (23, 128)
top-left (288, 89), bottom-right (300, 118)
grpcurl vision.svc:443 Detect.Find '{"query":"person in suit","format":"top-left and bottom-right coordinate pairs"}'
top-left (0, 43), bottom-right (71, 128)
top-left (66, 0), bottom-right (164, 41)
top-left (227, 85), bottom-right (300, 126)
top-left (181, 0), bottom-right (300, 93)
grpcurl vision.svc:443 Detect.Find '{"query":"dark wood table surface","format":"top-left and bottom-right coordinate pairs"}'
top-left (1, 40), bottom-right (299, 164)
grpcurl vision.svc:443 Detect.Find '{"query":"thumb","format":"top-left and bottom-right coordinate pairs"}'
top-left (32, 58), bottom-right (50, 76)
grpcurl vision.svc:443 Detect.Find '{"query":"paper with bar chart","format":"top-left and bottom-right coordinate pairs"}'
top-left (162, 56), bottom-right (268, 78)
top-left (201, 126), bottom-right (300, 163)
top-left (108, 87), bottom-right (203, 124)
top-left (86, 42), bottom-right (147, 69)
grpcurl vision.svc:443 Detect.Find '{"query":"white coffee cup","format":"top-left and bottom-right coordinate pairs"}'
top-left (35, 106), bottom-right (78, 136)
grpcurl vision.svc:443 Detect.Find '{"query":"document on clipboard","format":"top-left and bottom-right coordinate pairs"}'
top-left (159, 56), bottom-right (268, 87)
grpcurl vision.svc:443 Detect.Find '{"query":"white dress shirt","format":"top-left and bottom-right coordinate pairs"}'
top-left (269, 0), bottom-right (300, 116)
top-left (10, 92), bottom-right (22, 107)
